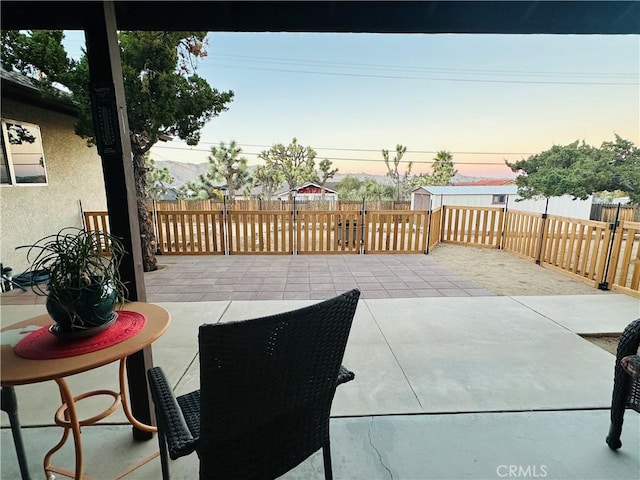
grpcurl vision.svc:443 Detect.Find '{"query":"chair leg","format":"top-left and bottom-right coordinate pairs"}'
top-left (607, 422), bottom-right (623, 450)
top-left (322, 442), bottom-right (333, 480)
top-left (155, 410), bottom-right (171, 480)
top-left (607, 367), bottom-right (630, 450)
top-left (1, 387), bottom-right (32, 480)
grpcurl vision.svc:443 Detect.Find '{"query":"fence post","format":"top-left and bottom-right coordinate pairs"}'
top-left (598, 203), bottom-right (621, 290)
top-left (425, 205), bottom-right (432, 254)
top-left (222, 195), bottom-right (230, 255)
top-left (79, 199), bottom-right (86, 229)
top-left (360, 197), bottom-right (366, 254)
top-left (440, 204), bottom-right (446, 243)
top-left (535, 198), bottom-right (549, 265)
top-left (292, 195), bottom-right (297, 255)
top-left (152, 199), bottom-right (161, 254)
top-left (499, 197), bottom-right (508, 250)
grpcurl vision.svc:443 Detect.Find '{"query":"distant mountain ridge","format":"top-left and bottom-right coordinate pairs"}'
top-left (154, 160), bottom-right (503, 189)
top-left (155, 161), bottom-right (209, 186)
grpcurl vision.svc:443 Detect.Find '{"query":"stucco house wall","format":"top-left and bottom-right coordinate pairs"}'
top-left (1, 98), bottom-right (107, 273)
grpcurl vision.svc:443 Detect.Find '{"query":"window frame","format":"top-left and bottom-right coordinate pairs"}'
top-left (492, 194), bottom-right (507, 205)
top-left (0, 118), bottom-right (49, 187)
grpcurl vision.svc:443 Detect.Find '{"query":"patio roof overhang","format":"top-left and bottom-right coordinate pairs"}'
top-left (1, 68), bottom-right (79, 117)
top-left (2, 1), bottom-right (639, 33)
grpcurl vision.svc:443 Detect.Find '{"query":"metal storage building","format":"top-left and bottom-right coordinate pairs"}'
top-left (411, 185), bottom-right (593, 219)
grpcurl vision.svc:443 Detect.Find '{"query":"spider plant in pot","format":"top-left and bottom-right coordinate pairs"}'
top-left (18, 227), bottom-right (128, 337)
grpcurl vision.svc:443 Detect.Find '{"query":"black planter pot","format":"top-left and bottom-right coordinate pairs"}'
top-left (46, 285), bottom-right (118, 335)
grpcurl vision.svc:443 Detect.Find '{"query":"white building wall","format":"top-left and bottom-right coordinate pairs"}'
top-left (411, 191), bottom-right (504, 210)
top-left (295, 193), bottom-right (338, 201)
top-left (412, 189), bottom-right (592, 220)
top-left (507, 195), bottom-right (593, 219)
top-left (429, 194), bottom-right (500, 209)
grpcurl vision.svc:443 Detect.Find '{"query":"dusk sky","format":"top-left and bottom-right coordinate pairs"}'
top-left (65, 31), bottom-right (639, 178)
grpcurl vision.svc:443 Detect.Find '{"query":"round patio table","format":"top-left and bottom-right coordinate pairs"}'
top-left (1, 302), bottom-right (170, 480)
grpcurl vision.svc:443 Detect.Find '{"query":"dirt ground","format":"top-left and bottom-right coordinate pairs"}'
top-left (428, 244), bottom-right (619, 354)
top-left (580, 335), bottom-right (620, 355)
top-left (428, 243), bottom-right (609, 297)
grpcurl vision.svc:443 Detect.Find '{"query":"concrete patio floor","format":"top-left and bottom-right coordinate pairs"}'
top-left (1, 254), bottom-right (639, 479)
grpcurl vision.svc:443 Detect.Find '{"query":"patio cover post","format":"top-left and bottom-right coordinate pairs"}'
top-left (83, 1), bottom-right (155, 440)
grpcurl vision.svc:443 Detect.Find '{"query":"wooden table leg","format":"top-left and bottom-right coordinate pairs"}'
top-left (41, 362), bottom-right (159, 480)
top-left (46, 378), bottom-right (84, 480)
top-left (119, 358), bottom-right (157, 433)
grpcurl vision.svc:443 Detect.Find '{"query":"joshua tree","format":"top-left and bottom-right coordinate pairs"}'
top-left (205, 140), bottom-right (251, 199)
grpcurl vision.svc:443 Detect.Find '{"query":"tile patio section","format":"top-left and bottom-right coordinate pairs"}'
top-left (144, 254), bottom-right (495, 302)
top-left (1, 254), bottom-right (496, 306)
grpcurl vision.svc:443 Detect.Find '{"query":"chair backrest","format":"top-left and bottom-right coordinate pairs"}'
top-left (197, 288), bottom-right (360, 479)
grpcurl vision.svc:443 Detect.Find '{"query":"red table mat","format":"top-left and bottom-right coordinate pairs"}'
top-left (14, 311), bottom-right (147, 360)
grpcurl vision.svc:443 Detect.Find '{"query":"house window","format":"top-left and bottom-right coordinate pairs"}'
top-left (0, 119), bottom-right (48, 186)
top-left (0, 135), bottom-right (10, 184)
top-left (492, 194), bottom-right (506, 205)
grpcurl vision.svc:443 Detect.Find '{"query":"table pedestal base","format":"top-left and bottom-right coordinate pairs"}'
top-left (44, 359), bottom-right (158, 480)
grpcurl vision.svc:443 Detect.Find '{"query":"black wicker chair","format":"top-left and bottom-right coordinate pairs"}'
top-left (606, 318), bottom-right (640, 450)
top-left (148, 289), bottom-right (361, 479)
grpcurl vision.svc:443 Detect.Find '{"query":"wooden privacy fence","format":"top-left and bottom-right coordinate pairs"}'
top-left (85, 209), bottom-right (431, 256)
top-left (537, 215), bottom-right (612, 285)
top-left (365, 211), bottom-right (428, 254)
top-left (502, 210), bottom-right (545, 259)
top-left (155, 210), bottom-right (225, 254)
top-left (82, 211), bottom-right (113, 255)
top-left (440, 206), bottom-right (504, 248)
top-left (590, 203), bottom-right (640, 223)
top-left (228, 209), bottom-right (428, 254)
top-left (435, 205), bottom-right (640, 296)
top-left (84, 203), bottom-right (640, 296)
top-left (604, 220), bottom-right (640, 296)
top-left (295, 211), bottom-right (360, 254)
top-left (427, 207), bottom-right (442, 252)
top-left (149, 199), bottom-right (411, 212)
top-left (227, 211), bottom-right (294, 254)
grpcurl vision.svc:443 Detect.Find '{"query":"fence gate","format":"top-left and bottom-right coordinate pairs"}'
top-left (156, 210), bottom-right (225, 254)
top-left (365, 210), bottom-right (428, 253)
top-left (538, 215), bottom-right (612, 284)
top-left (440, 206), bottom-right (504, 248)
top-left (226, 211), bottom-right (294, 254)
top-left (502, 210), bottom-right (544, 259)
top-left (605, 220), bottom-right (640, 295)
top-left (295, 211), bottom-right (360, 254)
